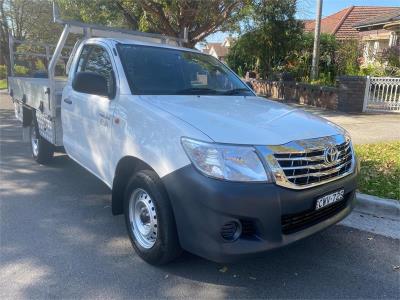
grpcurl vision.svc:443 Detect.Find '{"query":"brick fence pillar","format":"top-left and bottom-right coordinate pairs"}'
top-left (337, 76), bottom-right (367, 113)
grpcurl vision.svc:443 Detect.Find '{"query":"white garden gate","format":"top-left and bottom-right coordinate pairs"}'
top-left (363, 76), bottom-right (400, 112)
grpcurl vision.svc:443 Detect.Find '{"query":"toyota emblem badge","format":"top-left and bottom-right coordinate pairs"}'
top-left (324, 146), bottom-right (339, 165)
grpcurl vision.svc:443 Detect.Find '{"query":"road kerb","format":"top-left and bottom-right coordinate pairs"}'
top-left (355, 192), bottom-right (399, 220)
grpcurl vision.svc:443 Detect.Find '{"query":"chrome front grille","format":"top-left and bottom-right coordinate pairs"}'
top-left (257, 135), bottom-right (355, 189)
top-left (274, 140), bottom-right (352, 186)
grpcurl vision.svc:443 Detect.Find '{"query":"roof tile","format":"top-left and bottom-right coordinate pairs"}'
top-left (304, 6), bottom-right (400, 39)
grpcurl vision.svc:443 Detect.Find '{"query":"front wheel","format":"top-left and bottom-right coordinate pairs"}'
top-left (30, 120), bottom-right (54, 164)
top-left (124, 170), bottom-right (182, 265)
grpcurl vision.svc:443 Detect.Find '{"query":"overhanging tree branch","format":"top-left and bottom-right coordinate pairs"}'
top-left (190, 1), bottom-right (241, 44)
top-left (115, 1), bottom-right (139, 30)
top-left (135, 0), bottom-right (177, 36)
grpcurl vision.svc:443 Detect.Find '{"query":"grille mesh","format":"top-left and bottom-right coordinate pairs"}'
top-left (281, 197), bottom-right (349, 234)
top-left (274, 140), bottom-right (353, 186)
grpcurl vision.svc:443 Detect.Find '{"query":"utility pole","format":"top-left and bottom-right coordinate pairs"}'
top-left (311, 0), bottom-right (323, 81)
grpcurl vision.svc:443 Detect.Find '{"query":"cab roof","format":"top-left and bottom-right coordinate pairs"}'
top-left (85, 37), bottom-right (201, 54)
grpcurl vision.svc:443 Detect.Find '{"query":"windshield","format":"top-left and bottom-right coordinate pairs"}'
top-left (117, 44), bottom-right (253, 96)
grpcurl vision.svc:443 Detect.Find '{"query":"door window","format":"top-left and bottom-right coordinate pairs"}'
top-left (75, 45), bottom-right (115, 97)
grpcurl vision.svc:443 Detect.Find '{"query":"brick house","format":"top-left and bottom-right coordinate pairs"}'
top-left (353, 9), bottom-right (400, 64)
top-left (304, 6), bottom-right (400, 40)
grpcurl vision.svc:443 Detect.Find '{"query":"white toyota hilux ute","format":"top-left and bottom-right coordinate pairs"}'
top-left (8, 21), bottom-right (359, 265)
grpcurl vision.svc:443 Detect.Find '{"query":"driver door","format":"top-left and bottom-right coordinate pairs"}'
top-left (62, 44), bottom-right (117, 183)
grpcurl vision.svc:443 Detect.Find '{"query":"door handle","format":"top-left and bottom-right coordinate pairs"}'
top-left (63, 98), bottom-right (72, 104)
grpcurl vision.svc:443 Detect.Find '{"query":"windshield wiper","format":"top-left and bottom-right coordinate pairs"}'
top-left (175, 87), bottom-right (220, 95)
top-left (223, 88), bottom-right (252, 95)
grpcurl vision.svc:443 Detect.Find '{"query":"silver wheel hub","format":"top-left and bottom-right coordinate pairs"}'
top-left (129, 188), bottom-right (158, 249)
top-left (31, 127), bottom-right (39, 157)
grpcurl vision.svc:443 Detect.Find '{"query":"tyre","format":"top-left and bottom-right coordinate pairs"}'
top-left (124, 170), bottom-right (182, 265)
top-left (30, 118), bottom-right (54, 164)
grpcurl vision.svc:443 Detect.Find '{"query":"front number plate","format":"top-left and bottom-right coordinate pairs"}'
top-left (315, 189), bottom-right (345, 210)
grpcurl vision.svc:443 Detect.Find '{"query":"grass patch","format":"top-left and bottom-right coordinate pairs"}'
top-left (355, 141), bottom-right (400, 200)
top-left (0, 79), bottom-right (7, 90)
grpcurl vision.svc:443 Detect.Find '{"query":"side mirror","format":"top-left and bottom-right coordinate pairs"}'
top-left (72, 71), bottom-right (108, 97)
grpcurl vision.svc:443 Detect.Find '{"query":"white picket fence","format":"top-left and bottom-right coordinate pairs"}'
top-left (363, 76), bottom-right (400, 113)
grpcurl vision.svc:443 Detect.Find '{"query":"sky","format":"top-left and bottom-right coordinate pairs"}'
top-left (205, 0), bottom-right (400, 43)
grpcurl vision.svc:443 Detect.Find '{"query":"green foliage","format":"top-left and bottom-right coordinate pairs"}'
top-left (14, 65), bottom-right (29, 76)
top-left (4, 0), bottom-right (62, 43)
top-left (226, 31), bottom-right (259, 76)
top-left (0, 65), bottom-right (6, 79)
top-left (335, 40), bottom-right (360, 76)
top-left (0, 79), bottom-right (7, 90)
top-left (57, 0), bottom-right (136, 28)
top-left (374, 46), bottom-right (400, 77)
top-left (359, 63), bottom-right (387, 77)
top-left (227, 23), bottom-right (400, 85)
top-left (227, 0), bottom-right (303, 78)
top-left (355, 142), bottom-right (400, 200)
top-left (1, 0), bottom-right (62, 74)
top-left (359, 59), bottom-right (400, 77)
top-left (285, 33), bottom-right (337, 83)
top-left (309, 72), bottom-right (335, 86)
top-left (226, 0), bottom-right (343, 84)
top-left (382, 46), bottom-right (400, 68)
top-left (57, 0), bottom-right (248, 48)
top-left (228, 29), bottom-right (339, 84)
top-left (227, 1), bottom-right (399, 84)
top-left (35, 60), bottom-right (46, 71)
top-left (2, 0), bottom-right (249, 74)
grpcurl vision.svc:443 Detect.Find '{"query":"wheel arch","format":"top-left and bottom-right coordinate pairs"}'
top-left (111, 155), bottom-right (158, 215)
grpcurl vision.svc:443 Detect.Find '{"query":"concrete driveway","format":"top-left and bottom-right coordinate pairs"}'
top-left (285, 103), bottom-right (400, 145)
top-left (0, 91), bottom-right (399, 299)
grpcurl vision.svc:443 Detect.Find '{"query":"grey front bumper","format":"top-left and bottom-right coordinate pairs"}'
top-left (162, 164), bottom-right (358, 263)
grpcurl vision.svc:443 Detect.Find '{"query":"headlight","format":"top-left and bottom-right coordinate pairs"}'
top-left (181, 137), bottom-right (272, 182)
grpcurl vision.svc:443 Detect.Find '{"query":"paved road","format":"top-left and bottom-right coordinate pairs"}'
top-left (0, 92), bottom-right (399, 299)
top-left (285, 103), bottom-right (400, 145)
